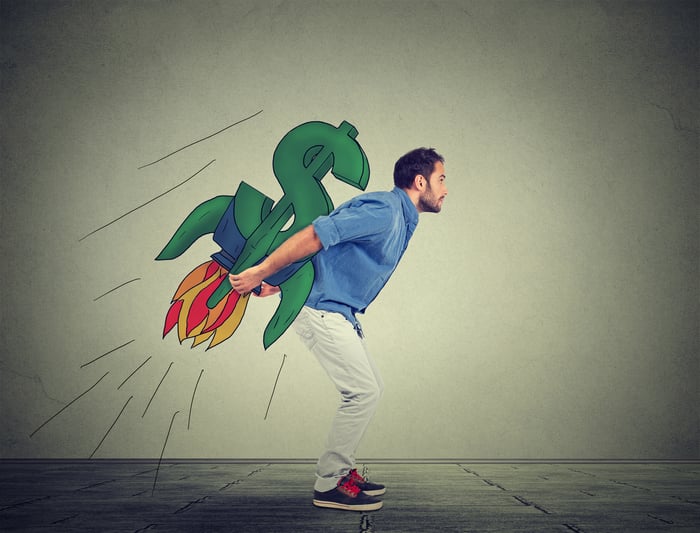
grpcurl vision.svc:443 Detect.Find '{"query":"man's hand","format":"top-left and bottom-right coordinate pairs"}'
top-left (255, 282), bottom-right (280, 297)
top-left (229, 266), bottom-right (264, 295)
top-left (228, 225), bottom-right (322, 295)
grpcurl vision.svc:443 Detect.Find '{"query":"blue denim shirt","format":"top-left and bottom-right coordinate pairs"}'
top-left (305, 187), bottom-right (419, 325)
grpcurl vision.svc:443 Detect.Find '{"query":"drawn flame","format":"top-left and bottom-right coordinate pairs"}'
top-left (163, 260), bottom-right (250, 349)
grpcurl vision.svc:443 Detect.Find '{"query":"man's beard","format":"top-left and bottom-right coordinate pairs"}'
top-left (418, 188), bottom-right (443, 213)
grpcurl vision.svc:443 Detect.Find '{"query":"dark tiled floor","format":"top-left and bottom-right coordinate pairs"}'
top-left (0, 461), bottom-right (698, 532)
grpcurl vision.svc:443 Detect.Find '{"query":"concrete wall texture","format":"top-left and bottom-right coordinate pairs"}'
top-left (1, 0), bottom-right (697, 460)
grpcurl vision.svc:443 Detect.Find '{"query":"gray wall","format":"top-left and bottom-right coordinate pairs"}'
top-left (1, 0), bottom-right (697, 460)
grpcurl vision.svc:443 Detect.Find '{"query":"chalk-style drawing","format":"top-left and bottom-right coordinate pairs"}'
top-left (157, 120), bottom-right (370, 349)
top-left (30, 115), bottom-right (370, 496)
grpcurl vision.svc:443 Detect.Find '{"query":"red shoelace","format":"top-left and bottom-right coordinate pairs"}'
top-left (337, 475), bottom-right (362, 497)
top-left (348, 469), bottom-right (367, 484)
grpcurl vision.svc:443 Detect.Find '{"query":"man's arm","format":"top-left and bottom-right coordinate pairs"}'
top-left (228, 224), bottom-right (322, 294)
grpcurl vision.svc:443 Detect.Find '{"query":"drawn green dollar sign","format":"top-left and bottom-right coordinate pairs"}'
top-left (207, 120), bottom-right (370, 347)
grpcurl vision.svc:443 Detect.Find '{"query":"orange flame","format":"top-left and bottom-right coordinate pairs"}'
top-left (163, 260), bottom-right (250, 349)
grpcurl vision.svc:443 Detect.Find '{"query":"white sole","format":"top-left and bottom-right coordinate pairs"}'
top-left (312, 499), bottom-right (383, 512)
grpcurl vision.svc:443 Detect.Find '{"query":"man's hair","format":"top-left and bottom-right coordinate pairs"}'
top-left (393, 147), bottom-right (444, 189)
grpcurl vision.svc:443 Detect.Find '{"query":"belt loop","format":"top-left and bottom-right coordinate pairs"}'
top-left (354, 321), bottom-right (364, 339)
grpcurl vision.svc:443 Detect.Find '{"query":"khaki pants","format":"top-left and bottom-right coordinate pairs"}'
top-left (293, 306), bottom-right (384, 492)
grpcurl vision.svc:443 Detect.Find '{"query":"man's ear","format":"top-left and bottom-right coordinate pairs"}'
top-left (414, 174), bottom-right (426, 191)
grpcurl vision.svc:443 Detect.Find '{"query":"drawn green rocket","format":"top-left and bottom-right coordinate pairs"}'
top-left (156, 120), bottom-right (370, 349)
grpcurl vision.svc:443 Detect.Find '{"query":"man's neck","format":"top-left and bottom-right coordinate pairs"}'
top-left (401, 186), bottom-right (423, 213)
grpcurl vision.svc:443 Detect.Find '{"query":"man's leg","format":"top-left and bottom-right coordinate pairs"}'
top-left (293, 307), bottom-right (384, 492)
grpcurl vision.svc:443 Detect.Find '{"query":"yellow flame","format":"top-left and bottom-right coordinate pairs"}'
top-left (208, 293), bottom-right (250, 349)
top-left (176, 272), bottom-right (221, 343)
top-left (172, 261), bottom-right (212, 301)
top-left (166, 260), bottom-right (252, 349)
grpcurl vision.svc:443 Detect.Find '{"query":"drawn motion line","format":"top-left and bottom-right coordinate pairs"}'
top-left (152, 410), bottom-right (180, 496)
top-left (94, 278), bottom-right (141, 301)
top-left (79, 159), bottom-right (216, 242)
top-left (117, 356), bottom-right (152, 390)
top-left (142, 362), bottom-right (174, 418)
top-left (264, 354), bottom-right (287, 420)
top-left (81, 340), bottom-right (136, 368)
top-left (188, 369), bottom-right (204, 430)
top-left (90, 396), bottom-right (133, 459)
top-left (30, 372), bottom-right (110, 437)
top-left (138, 109), bottom-right (263, 169)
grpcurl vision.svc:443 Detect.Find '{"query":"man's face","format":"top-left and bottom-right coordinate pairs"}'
top-left (418, 161), bottom-right (448, 213)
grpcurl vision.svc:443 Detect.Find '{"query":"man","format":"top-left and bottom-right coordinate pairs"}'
top-left (230, 148), bottom-right (447, 511)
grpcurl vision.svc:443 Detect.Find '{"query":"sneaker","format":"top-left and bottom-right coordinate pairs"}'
top-left (349, 468), bottom-right (386, 496)
top-left (313, 474), bottom-right (383, 511)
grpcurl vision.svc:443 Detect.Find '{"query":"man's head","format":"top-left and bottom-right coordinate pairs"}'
top-left (394, 147), bottom-right (447, 213)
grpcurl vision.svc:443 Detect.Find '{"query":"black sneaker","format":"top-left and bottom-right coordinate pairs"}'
top-left (349, 468), bottom-right (386, 496)
top-left (313, 475), bottom-right (383, 511)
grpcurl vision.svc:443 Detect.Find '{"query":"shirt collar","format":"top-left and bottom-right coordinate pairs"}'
top-left (393, 187), bottom-right (419, 227)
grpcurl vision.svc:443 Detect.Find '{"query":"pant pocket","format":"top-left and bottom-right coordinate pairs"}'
top-left (293, 309), bottom-right (317, 349)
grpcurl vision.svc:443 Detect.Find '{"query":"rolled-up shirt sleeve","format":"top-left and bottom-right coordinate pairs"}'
top-left (312, 198), bottom-right (393, 250)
